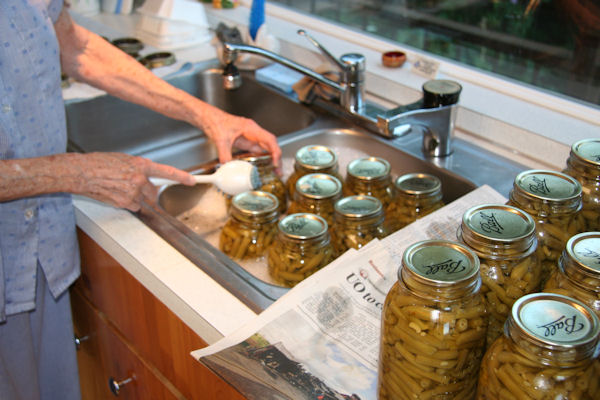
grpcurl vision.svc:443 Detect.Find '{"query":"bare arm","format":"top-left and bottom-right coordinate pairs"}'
top-left (55, 7), bottom-right (281, 165)
top-left (0, 153), bottom-right (195, 211)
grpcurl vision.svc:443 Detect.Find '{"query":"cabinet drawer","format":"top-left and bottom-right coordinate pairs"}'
top-left (71, 288), bottom-right (182, 399)
top-left (75, 229), bottom-right (244, 400)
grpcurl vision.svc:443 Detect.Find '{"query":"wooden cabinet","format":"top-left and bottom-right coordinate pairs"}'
top-left (71, 229), bottom-right (245, 399)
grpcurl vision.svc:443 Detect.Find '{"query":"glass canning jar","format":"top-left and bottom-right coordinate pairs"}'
top-left (287, 173), bottom-right (342, 227)
top-left (330, 195), bottom-right (387, 255)
top-left (378, 240), bottom-right (487, 400)
top-left (544, 231), bottom-right (600, 318)
top-left (344, 156), bottom-right (395, 210)
top-left (507, 169), bottom-right (583, 282)
top-left (458, 204), bottom-right (542, 347)
top-left (241, 153), bottom-right (287, 214)
top-left (477, 293), bottom-right (600, 400)
top-left (285, 144), bottom-right (343, 199)
top-left (563, 138), bottom-right (600, 232)
top-left (386, 173), bottom-right (444, 233)
top-left (219, 191), bottom-right (279, 260)
top-left (267, 213), bottom-right (334, 287)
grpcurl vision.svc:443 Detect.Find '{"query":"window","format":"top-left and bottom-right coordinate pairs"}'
top-left (270, 0), bottom-right (600, 107)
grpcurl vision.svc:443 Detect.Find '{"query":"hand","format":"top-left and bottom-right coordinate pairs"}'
top-left (68, 152), bottom-right (195, 211)
top-left (199, 106), bottom-right (282, 168)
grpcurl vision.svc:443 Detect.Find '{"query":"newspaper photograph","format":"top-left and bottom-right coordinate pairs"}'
top-left (192, 185), bottom-right (507, 400)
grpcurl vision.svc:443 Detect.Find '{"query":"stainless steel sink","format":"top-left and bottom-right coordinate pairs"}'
top-left (65, 58), bottom-right (529, 312)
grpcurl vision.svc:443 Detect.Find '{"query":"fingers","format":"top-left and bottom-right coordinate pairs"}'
top-left (229, 122), bottom-right (282, 167)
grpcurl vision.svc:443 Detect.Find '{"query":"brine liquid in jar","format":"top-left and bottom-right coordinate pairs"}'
top-left (285, 144), bottom-right (343, 200)
top-left (287, 173), bottom-right (342, 227)
top-left (386, 172), bottom-right (444, 233)
top-left (544, 231), bottom-right (600, 319)
top-left (458, 204), bottom-right (542, 347)
top-left (219, 191), bottom-right (279, 260)
top-left (477, 293), bottom-right (600, 400)
top-left (507, 169), bottom-right (583, 283)
top-left (563, 138), bottom-right (600, 232)
top-left (330, 195), bottom-right (387, 255)
top-left (378, 239), bottom-right (488, 400)
top-left (267, 213), bottom-right (334, 287)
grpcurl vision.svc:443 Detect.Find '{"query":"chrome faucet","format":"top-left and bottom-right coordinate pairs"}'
top-left (222, 30), bottom-right (462, 157)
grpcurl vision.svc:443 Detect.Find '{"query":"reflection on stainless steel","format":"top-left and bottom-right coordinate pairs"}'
top-left (66, 59), bottom-right (528, 312)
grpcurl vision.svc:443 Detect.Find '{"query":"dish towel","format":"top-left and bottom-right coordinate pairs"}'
top-left (292, 64), bottom-right (340, 103)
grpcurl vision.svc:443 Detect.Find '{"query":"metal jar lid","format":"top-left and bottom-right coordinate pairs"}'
top-left (231, 191), bottom-right (279, 222)
top-left (296, 173), bottom-right (342, 200)
top-left (294, 145), bottom-right (338, 170)
top-left (459, 204), bottom-right (537, 256)
top-left (570, 138), bottom-right (600, 169)
top-left (513, 170), bottom-right (582, 202)
top-left (395, 173), bottom-right (442, 197)
top-left (278, 213), bottom-right (329, 240)
top-left (347, 157), bottom-right (391, 181)
top-left (511, 169), bottom-right (582, 211)
top-left (334, 195), bottom-right (382, 219)
top-left (240, 153), bottom-right (273, 168)
top-left (111, 37), bottom-right (144, 56)
top-left (560, 231), bottom-right (600, 286)
top-left (141, 52), bottom-right (176, 69)
top-left (401, 239), bottom-right (480, 290)
top-left (507, 293), bottom-right (600, 362)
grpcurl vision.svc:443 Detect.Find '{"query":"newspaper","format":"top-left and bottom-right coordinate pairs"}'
top-left (191, 185), bottom-right (507, 400)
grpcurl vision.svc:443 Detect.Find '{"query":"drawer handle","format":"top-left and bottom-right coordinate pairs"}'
top-left (74, 334), bottom-right (89, 350)
top-left (108, 375), bottom-right (134, 396)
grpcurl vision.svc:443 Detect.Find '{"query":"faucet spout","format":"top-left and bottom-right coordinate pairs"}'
top-left (377, 105), bottom-right (458, 157)
top-left (223, 43), bottom-right (343, 93)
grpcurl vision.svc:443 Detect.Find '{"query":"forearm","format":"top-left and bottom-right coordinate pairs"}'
top-left (0, 154), bottom-right (84, 201)
top-left (55, 9), bottom-right (213, 130)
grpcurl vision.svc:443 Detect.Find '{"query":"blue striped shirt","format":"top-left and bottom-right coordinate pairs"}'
top-left (0, 0), bottom-right (79, 322)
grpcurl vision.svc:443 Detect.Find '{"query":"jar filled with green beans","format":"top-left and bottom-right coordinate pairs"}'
top-left (267, 213), bottom-right (334, 287)
top-left (507, 169), bottom-right (583, 282)
top-left (458, 204), bottom-right (542, 347)
top-left (386, 173), bottom-right (444, 233)
top-left (287, 173), bottom-right (342, 227)
top-left (344, 156), bottom-right (395, 210)
top-left (563, 138), bottom-right (600, 232)
top-left (330, 195), bottom-right (387, 255)
top-left (477, 293), bottom-right (600, 400)
top-left (378, 239), bottom-right (487, 400)
top-left (219, 191), bottom-right (279, 260)
top-left (544, 231), bottom-right (600, 319)
top-left (241, 153), bottom-right (287, 214)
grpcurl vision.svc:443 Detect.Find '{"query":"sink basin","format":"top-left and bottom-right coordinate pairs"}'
top-left (140, 127), bottom-right (479, 311)
top-left (65, 59), bottom-right (316, 169)
top-left (65, 59), bottom-right (529, 312)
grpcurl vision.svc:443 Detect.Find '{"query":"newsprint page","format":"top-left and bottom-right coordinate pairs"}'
top-left (192, 185), bottom-right (506, 400)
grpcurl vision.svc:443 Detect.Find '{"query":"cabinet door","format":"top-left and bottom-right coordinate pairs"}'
top-left (71, 288), bottom-right (183, 399)
top-left (75, 229), bottom-right (245, 400)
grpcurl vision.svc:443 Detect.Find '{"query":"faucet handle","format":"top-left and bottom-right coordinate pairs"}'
top-left (297, 29), bottom-right (343, 69)
top-left (297, 29), bottom-right (365, 89)
top-left (422, 79), bottom-right (462, 108)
